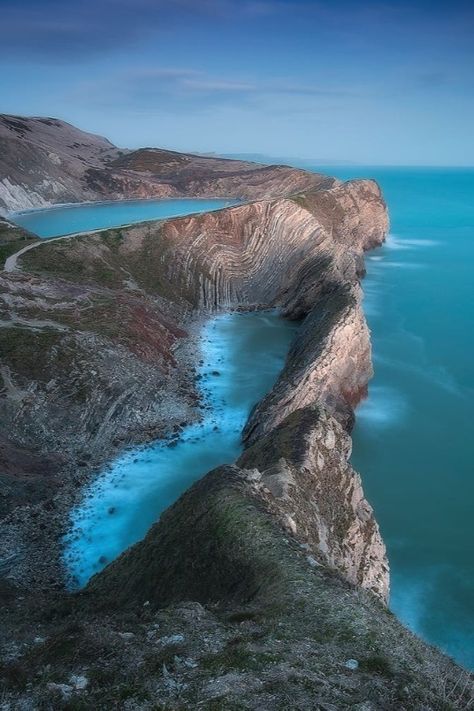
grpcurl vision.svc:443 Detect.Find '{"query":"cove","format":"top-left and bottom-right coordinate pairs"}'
top-left (312, 166), bottom-right (474, 668)
top-left (64, 310), bottom-right (299, 589)
top-left (9, 198), bottom-right (239, 238)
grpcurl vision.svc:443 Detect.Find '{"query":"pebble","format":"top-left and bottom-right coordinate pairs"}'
top-left (159, 634), bottom-right (185, 646)
top-left (345, 659), bottom-right (359, 670)
top-left (70, 674), bottom-right (89, 690)
top-left (118, 632), bottom-right (135, 640)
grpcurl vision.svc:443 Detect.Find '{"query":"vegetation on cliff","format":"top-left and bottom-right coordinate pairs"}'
top-left (0, 119), bottom-right (472, 708)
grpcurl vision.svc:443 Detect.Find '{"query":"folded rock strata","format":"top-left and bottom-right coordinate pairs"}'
top-left (1, 118), bottom-right (473, 709)
top-left (0, 173), bottom-right (390, 597)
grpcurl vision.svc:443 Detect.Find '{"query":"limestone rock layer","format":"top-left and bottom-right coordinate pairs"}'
top-left (0, 159), bottom-right (389, 599)
top-left (1, 116), bottom-right (472, 711)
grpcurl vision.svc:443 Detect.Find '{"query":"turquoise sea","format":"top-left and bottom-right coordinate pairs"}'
top-left (312, 166), bottom-right (474, 668)
top-left (9, 198), bottom-right (238, 238)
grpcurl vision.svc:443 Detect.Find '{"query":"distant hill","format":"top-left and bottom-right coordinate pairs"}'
top-left (217, 153), bottom-right (357, 167)
top-left (0, 114), bottom-right (328, 214)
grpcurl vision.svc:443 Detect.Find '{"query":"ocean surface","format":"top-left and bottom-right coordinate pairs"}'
top-left (64, 311), bottom-right (299, 588)
top-left (312, 166), bottom-right (474, 668)
top-left (9, 198), bottom-right (239, 238)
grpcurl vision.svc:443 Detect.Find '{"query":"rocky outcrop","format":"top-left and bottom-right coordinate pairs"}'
top-left (240, 406), bottom-right (388, 598)
top-left (1, 123), bottom-right (473, 709)
top-left (90, 406), bottom-right (387, 604)
top-left (0, 180), bottom-right (387, 464)
top-left (0, 114), bottom-right (328, 214)
top-left (0, 174), bottom-right (388, 598)
top-left (243, 283), bottom-right (372, 440)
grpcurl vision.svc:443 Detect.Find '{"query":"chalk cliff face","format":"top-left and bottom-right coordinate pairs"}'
top-left (0, 114), bottom-right (327, 214)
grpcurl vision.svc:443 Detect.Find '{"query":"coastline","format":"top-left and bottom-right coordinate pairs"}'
top-left (0, 308), bottom-right (207, 589)
top-left (7, 196), bottom-right (242, 218)
top-left (0, 182), bottom-right (388, 594)
top-left (2, 173), bottom-right (474, 706)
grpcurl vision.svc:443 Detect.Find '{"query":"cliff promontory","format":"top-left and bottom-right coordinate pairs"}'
top-left (0, 117), bottom-right (472, 709)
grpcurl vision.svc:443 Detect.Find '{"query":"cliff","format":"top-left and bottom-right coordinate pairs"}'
top-left (1, 411), bottom-right (472, 708)
top-left (0, 117), bottom-right (472, 709)
top-left (90, 406), bottom-right (388, 603)
top-left (0, 181), bottom-right (387, 461)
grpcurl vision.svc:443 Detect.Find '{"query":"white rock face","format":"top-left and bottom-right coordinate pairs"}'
top-left (240, 408), bottom-right (389, 601)
top-left (0, 178), bottom-right (50, 213)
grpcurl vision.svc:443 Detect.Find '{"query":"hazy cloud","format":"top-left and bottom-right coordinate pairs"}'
top-left (70, 65), bottom-right (363, 116)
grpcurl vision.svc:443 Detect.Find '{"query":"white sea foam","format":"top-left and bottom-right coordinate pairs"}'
top-left (378, 260), bottom-right (424, 269)
top-left (385, 234), bottom-right (440, 251)
top-left (356, 385), bottom-right (408, 428)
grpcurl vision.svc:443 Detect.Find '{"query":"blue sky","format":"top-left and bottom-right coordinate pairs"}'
top-left (1, 0), bottom-right (473, 164)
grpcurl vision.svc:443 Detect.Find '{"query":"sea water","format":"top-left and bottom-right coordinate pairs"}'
top-left (64, 311), bottom-right (299, 588)
top-left (9, 198), bottom-right (239, 238)
top-left (311, 166), bottom-right (474, 668)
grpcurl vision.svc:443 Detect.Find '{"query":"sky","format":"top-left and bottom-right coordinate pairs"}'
top-left (1, 0), bottom-right (473, 165)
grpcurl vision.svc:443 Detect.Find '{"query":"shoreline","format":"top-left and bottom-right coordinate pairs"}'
top-left (0, 283), bottom-right (377, 595)
top-left (63, 308), bottom-right (297, 588)
top-left (7, 196), bottom-right (242, 218)
top-left (0, 183), bottom-right (389, 594)
top-left (0, 305), bottom-right (291, 591)
top-left (6, 197), bottom-right (243, 241)
top-left (0, 309), bottom-right (206, 590)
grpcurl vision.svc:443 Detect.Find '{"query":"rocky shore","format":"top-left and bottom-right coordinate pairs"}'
top-left (1, 116), bottom-right (473, 709)
top-left (0, 181), bottom-right (388, 591)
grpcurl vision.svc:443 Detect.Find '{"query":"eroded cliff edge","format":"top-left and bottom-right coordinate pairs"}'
top-left (1, 136), bottom-right (473, 707)
top-left (0, 179), bottom-right (388, 595)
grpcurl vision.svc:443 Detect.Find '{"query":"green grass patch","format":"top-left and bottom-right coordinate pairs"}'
top-left (200, 644), bottom-right (281, 674)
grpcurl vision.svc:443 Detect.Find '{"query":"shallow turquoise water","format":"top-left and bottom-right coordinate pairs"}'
top-left (312, 166), bottom-right (474, 668)
top-left (64, 311), bottom-right (299, 588)
top-left (9, 198), bottom-right (239, 238)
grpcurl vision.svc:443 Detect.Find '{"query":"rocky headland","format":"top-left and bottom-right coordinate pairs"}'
top-left (0, 115), bottom-right (472, 709)
top-left (0, 114), bottom-right (328, 214)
